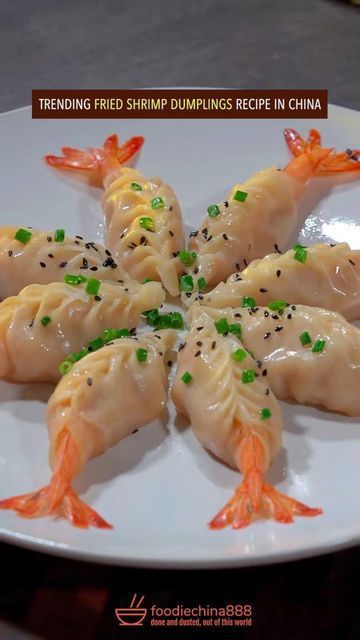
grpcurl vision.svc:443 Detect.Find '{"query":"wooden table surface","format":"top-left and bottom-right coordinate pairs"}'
top-left (0, 1), bottom-right (359, 638)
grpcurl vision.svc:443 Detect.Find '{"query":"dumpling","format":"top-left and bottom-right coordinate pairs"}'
top-left (45, 134), bottom-right (185, 296)
top-left (191, 242), bottom-right (360, 321)
top-left (172, 306), bottom-right (321, 528)
top-left (0, 330), bottom-right (176, 528)
top-left (191, 303), bottom-right (360, 416)
top-left (0, 278), bottom-right (165, 383)
top-left (0, 225), bottom-right (128, 299)
top-left (186, 128), bottom-right (360, 289)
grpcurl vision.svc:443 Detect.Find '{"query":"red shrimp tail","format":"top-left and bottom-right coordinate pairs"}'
top-left (45, 133), bottom-right (144, 185)
top-left (209, 432), bottom-right (322, 530)
top-left (0, 430), bottom-right (112, 529)
top-left (284, 128), bottom-right (360, 177)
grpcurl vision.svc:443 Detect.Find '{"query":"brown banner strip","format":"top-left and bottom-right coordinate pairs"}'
top-left (32, 89), bottom-right (327, 119)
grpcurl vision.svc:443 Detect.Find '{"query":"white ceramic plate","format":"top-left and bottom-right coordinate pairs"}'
top-left (0, 104), bottom-right (359, 568)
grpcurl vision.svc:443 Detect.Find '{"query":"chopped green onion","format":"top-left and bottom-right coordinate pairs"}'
top-left (228, 323), bottom-right (242, 336)
top-left (178, 250), bottom-right (197, 267)
top-left (312, 339), bottom-right (326, 353)
top-left (41, 315), bottom-right (51, 327)
top-left (242, 296), bottom-right (256, 308)
top-left (102, 329), bottom-right (119, 343)
top-left (268, 299), bottom-right (287, 311)
top-left (293, 243), bottom-right (306, 250)
top-left (139, 216), bottom-right (155, 231)
top-left (181, 371), bottom-right (193, 384)
top-left (64, 274), bottom-right (87, 286)
top-left (116, 328), bottom-right (131, 338)
top-left (294, 246), bottom-right (307, 263)
top-left (179, 274), bottom-right (194, 292)
top-left (85, 278), bottom-right (100, 296)
top-left (214, 318), bottom-right (230, 334)
top-left (242, 369), bottom-right (255, 384)
top-left (14, 228), bottom-right (32, 244)
top-left (234, 190), bottom-right (248, 203)
top-left (232, 348), bottom-right (247, 362)
top-left (136, 348), bottom-right (148, 362)
top-left (197, 277), bottom-right (206, 291)
top-left (74, 348), bottom-right (88, 361)
top-left (207, 204), bottom-right (220, 218)
top-left (143, 309), bottom-right (160, 326)
top-left (260, 408), bottom-right (272, 420)
top-left (88, 336), bottom-right (103, 351)
top-left (131, 182), bottom-right (142, 191)
top-left (55, 228), bottom-right (65, 242)
top-left (168, 311), bottom-right (184, 329)
top-left (299, 331), bottom-right (312, 346)
top-left (143, 278), bottom-right (153, 283)
top-left (150, 196), bottom-right (165, 209)
top-left (59, 360), bottom-right (73, 376)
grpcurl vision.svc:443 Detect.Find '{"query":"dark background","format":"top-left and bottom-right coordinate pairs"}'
top-left (0, 0), bottom-right (359, 638)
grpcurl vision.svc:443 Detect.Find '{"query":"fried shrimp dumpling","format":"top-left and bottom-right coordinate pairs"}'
top-left (0, 225), bottom-right (128, 299)
top-left (0, 279), bottom-right (165, 383)
top-left (0, 330), bottom-right (177, 528)
top-left (172, 307), bottom-right (321, 528)
top-left (193, 242), bottom-right (360, 321)
top-left (193, 303), bottom-right (360, 416)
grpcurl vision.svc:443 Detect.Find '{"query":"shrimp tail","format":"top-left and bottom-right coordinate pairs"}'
top-left (209, 432), bottom-right (322, 530)
top-left (45, 133), bottom-right (144, 186)
top-left (0, 431), bottom-right (112, 529)
top-left (284, 128), bottom-right (360, 181)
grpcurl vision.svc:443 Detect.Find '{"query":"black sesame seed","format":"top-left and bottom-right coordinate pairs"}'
top-left (271, 314), bottom-right (279, 320)
top-left (94, 295), bottom-right (102, 301)
top-left (276, 269), bottom-right (281, 278)
top-left (82, 258), bottom-right (88, 267)
top-left (194, 350), bottom-right (201, 357)
top-left (262, 369), bottom-right (268, 377)
top-left (90, 266), bottom-right (98, 271)
top-left (349, 259), bottom-right (356, 266)
top-left (274, 243), bottom-right (282, 254)
top-left (265, 388), bottom-right (270, 395)
top-left (224, 201), bottom-right (229, 208)
top-left (259, 288), bottom-right (268, 293)
top-left (179, 342), bottom-right (185, 350)
top-left (169, 230), bottom-right (174, 237)
top-left (169, 206), bottom-right (173, 211)
top-left (243, 258), bottom-right (248, 267)
top-left (256, 360), bottom-right (262, 369)
top-left (222, 233), bottom-right (228, 241)
top-left (287, 313), bottom-right (292, 320)
top-left (105, 249), bottom-right (112, 256)
top-left (234, 313), bottom-right (242, 318)
top-left (48, 253), bottom-right (54, 258)
top-left (196, 341), bottom-right (203, 347)
top-left (198, 294), bottom-right (204, 300)
top-left (211, 341), bottom-right (216, 349)
top-left (29, 319), bottom-right (34, 328)
top-left (47, 236), bottom-right (52, 242)
top-left (235, 263), bottom-right (241, 271)
top-left (189, 230), bottom-right (198, 238)
top-left (159, 351), bottom-right (163, 356)
top-left (207, 235), bottom-right (213, 242)
top-left (40, 262), bottom-right (46, 268)
top-left (185, 292), bottom-right (192, 298)
top-left (330, 243), bottom-right (336, 247)
top-left (76, 235), bottom-right (83, 240)
top-left (196, 326), bottom-right (203, 331)
top-left (75, 240), bottom-right (80, 245)
top-left (291, 305), bottom-right (297, 311)
top-left (264, 332), bottom-right (271, 339)
top-left (7, 250), bottom-right (13, 257)
top-left (202, 228), bottom-right (208, 236)
top-left (59, 261), bottom-right (67, 268)
top-left (275, 326), bottom-right (283, 332)
top-left (87, 377), bottom-right (93, 386)
top-left (167, 360), bottom-right (173, 367)
top-left (154, 334), bottom-right (162, 340)
top-left (264, 310), bottom-right (269, 317)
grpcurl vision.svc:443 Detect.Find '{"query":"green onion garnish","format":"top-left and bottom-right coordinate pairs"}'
top-left (14, 228), bottom-right (32, 244)
top-left (178, 250), bottom-right (197, 267)
top-left (232, 348), bottom-right (247, 362)
top-left (197, 277), bottom-right (206, 291)
top-left (299, 331), bottom-right (312, 346)
top-left (294, 245), bottom-right (307, 263)
top-left (229, 323), bottom-right (242, 336)
top-left (136, 348), bottom-right (148, 362)
top-left (102, 329), bottom-right (119, 343)
top-left (312, 339), bottom-right (326, 353)
top-left (181, 371), bottom-right (193, 384)
top-left (168, 311), bottom-right (184, 329)
top-left (139, 217), bottom-right (155, 231)
top-left (242, 369), bottom-right (255, 384)
top-left (150, 196), bottom-right (165, 209)
top-left (260, 408), bottom-right (272, 420)
top-left (64, 274), bottom-right (87, 286)
top-left (143, 278), bottom-right (153, 283)
top-left (242, 296), bottom-right (256, 308)
top-left (143, 308), bottom-right (160, 326)
top-left (207, 204), bottom-right (220, 218)
top-left (58, 360), bottom-right (73, 376)
top-left (55, 228), bottom-right (65, 242)
top-left (214, 318), bottom-right (230, 334)
top-left (41, 315), bottom-right (51, 327)
top-left (268, 299), bottom-right (287, 311)
top-left (85, 278), bottom-right (100, 296)
top-left (74, 348), bottom-right (88, 361)
top-left (88, 336), bottom-right (103, 351)
top-left (116, 329), bottom-right (131, 338)
top-left (234, 190), bottom-right (248, 203)
top-left (131, 182), bottom-right (142, 191)
top-left (143, 308), bottom-right (184, 330)
top-left (179, 274), bottom-right (194, 292)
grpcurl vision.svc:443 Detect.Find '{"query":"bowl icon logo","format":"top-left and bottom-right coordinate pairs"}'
top-left (115, 594), bottom-right (147, 626)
